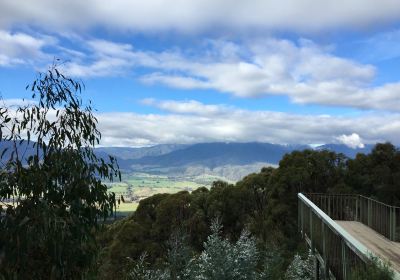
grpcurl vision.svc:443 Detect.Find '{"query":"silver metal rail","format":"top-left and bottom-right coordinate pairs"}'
top-left (298, 193), bottom-right (400, 280)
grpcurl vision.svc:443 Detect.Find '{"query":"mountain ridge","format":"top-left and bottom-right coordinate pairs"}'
top-left (96, 142), bottom-right (375, 172)
top-left (0, 140), bottom-right (377, 173)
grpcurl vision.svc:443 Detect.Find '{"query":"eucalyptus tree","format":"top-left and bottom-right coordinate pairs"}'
top-left (0, 64), bottom-right (120, 279)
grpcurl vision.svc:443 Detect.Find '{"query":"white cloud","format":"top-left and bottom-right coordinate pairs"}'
top-left (141, 73), bottom-right (210, 90)
top-left (61, 39), bottom-right (159, 77)
top-left (2, 98), bottom-right (398, 148)
top-left (141, 98), bottom-right (230, 115)
top-left (53, 37), bottom-right (400, 111)
top-left (2, 32), bottom-right (399, 112)
top-left (1, 0), bottom-right (400, 33)
top-left (96, 100), bottom-right (400, 147)
top-left (337, 133), bottom-right (365, 149)
top-left (135, 39), bottom-right (400, 111)
top-left (0, 30), bottom-right (55, 66)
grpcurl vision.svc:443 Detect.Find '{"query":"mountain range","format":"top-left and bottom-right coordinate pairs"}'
top-left (96, 142), bottom-right (374, 178)
top-left (0, 141), bottom-right (375, 180)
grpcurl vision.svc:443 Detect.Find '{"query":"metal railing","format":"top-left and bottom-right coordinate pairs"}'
top-left (299, 193), bottom-right (370, 279)
top-left (306, 193), bottom-right (400, 242)
top-left (299, 193), bottom-right (400, 280)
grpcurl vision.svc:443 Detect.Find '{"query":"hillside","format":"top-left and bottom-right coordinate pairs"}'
top-left (95, 144), bottom-right (187, 160)
top-left (129, 142), bottom-right (307, 167)
top-left (0, 141), bottom-right (375, 180)
top-left (97, 142), bottom-right (374, 172)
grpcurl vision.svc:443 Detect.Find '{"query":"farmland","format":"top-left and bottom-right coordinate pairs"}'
top-left (107, 172), bottom-right (232, 215)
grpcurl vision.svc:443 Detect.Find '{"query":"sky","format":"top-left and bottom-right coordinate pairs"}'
top-left (0, 0), bottom-right (400, 148)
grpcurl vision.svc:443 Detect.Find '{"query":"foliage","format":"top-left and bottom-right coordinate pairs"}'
top-left (257, 246), bottom-right (285, 280)
top-left (284, 250), bottom-right (314, 280)
top-left (166, 230), bottom-right (193, 280)
top-left (184, 219), bottom-right (259, 280)
top-left (98, 143), bottom-right (400, 279)
top-left (124, 220), bottom-right (283, 280)
top-left (346, 143), bottom-right (400, 206)
top-left (126, 253), bottom-right (169, 280)
top-left (122, 220), bottom-right (310, 280)
top-left (0, 64), bottom-right (120, 279)
top-left (350, 255), bottom-right (394, 280)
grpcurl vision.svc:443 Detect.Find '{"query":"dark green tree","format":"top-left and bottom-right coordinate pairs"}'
top-left (236, 167), bottom-right (275, 243)
top-left (0, 64), bottom-right (120, 279)
top-left (346, 143), bottom-right (400, 205)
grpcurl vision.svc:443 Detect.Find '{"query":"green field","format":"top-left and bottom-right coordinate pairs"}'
top-left (107, 172), bottom-right (213, 214)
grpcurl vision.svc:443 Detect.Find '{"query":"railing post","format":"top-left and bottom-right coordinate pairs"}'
top-left (390, 206), bottom-right (396, 241)
top-left (355, 196), bottom-right (359, 221)
top-left (301, 202), bottom-right (304, 238)
top-left (367, 199), bottom-right (372, 227)
top-left (299, 200), bottom-right (301, 234)
top-left (328, 196), bottom-right (331, 217)
top-left (310, 208), bottom-right (314, 252)
top-left (314, 257), bottom-right (320, 280)
top-left (390, 207), bottom-right (393, 241)
top-left (341, 240), bottom-right (347, 280)
top-left (394, 208), bottom-right (397, 242)
top-left (321, 222), bottom-right (329, 280)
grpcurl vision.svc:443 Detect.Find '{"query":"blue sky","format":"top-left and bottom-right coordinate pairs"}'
top-left (0, 0), bottom-right (400, 147)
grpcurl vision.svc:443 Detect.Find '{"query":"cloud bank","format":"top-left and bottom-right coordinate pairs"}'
top-left (60, 37), bottom-right (400, 112)
top-left (1, 0), bottom-right (400, 33)
top-left (96, 100), bottom-right (400, 147)
top-left (1, 0), bottom-right (400, 148)
top-left (1, 29), bottom-right (400, 112)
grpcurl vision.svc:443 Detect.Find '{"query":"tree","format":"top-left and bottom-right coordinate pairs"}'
top-left (126, 253), bottom-right (169, 280)
top-left (184, 219), bottom-right (258, 280)
top-left (345, 143), bottom-right (400, 205)
top-left (265, 150), bottom-right (347, 247)
top-left (237, 167), bottom-right (274, 243)
top-left (284, 250), bottom-right (314, 280)
top-left (0, 64), bottom-right (120, 278)
top-left (165, 229), bottom-right (192, 280)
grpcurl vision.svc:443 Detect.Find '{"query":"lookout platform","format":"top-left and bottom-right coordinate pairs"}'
top-left (298, 193), bottom-right (400, 280)
top-left (336, 220), bottom-right (400, 273)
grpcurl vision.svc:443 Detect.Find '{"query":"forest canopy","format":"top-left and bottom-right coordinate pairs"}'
top-left (98, 142), bottom-right (400, 279)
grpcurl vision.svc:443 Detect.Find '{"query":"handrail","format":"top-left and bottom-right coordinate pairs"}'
top-left (306, 193), bottom-right (400, 209)
top-left (299, 193), bottom-right (400, 280)
top-left (305, 193), bottom-right (399, 241)
top-left (359, 195), bottom-right (400, 209)
top-left (299, 193), bottom-right (372, 260)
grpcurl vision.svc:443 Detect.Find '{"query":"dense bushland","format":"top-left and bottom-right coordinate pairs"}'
top-left (97, 143), bottom-right (400, 279)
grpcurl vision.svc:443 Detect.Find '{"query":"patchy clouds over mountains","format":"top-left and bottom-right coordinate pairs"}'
top-left (0, 140), bottom-right (376, 181)
top-left (95, 141), bottom-right (375, 180)
top-left (0, 0), bottom-right (400, 147)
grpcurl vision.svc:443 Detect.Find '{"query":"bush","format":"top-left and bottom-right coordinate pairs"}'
top-left (284, 250), bottom-right (314, 280)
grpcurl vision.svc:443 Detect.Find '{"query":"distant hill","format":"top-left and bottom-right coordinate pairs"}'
top-left (97, 142), bottom-right (375, 173)
top-left (0, 140), bottom-right (38, 164)
top-left (315, 144), bottom-right (373, 158)
top-left (95, 144), bottom-right (187, 160)
top-left (0, 141), bottom-right (377, 177)
top-left (129, 142), bottom-right (308, 168)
